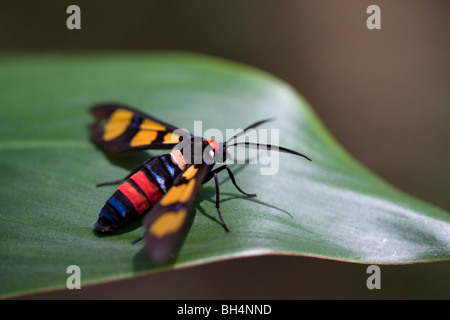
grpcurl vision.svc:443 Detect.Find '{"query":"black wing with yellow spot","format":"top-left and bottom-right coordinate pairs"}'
top-left (90, 104), bottom-right (189, 153)
top-left (143, 163), bottom-right (211, 265)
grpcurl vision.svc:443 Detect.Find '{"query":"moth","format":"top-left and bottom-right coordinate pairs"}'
top-left (90, 104), bottom-right (311, 264)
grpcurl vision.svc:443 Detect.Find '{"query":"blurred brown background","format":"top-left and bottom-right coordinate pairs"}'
top-left (2, 0), bottom-right (449, 299)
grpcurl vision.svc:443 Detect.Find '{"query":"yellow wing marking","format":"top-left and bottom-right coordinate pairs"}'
top-left (130, 130), bottom-right (158, 147)
top-left (160, 179), bottom-right (196, 206)
top-left (102, 109), bottom-right (134, 141)
top-left (163, 132), bottom-right (181, 144)
top-left (182, 166), bottom-right (198, 180)
top-left (129, 119), bottom-right (170, 147)
top-left (140, 119), bottom-right (166, 131)
top-left (150, 208), bottom-right (187, 238)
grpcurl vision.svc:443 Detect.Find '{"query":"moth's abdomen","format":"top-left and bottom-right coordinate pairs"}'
top-left (94, 154), bottom-right (183, 233)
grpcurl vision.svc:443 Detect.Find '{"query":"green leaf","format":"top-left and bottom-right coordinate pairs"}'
top-left (0, 53), bottom-right (448, 298)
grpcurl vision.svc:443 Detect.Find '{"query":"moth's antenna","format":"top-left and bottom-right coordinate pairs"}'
top-left (131, 235), bottom-right (144, 245)
top-left (226, 118), bottom-right (275, 143)
top-left (229, 142), bottom-right (312, 162)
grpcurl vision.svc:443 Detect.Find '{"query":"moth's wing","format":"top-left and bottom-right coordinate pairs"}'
top-left (143, 163), bottom-right (211, 265)
top-left (90, 104), bottom-right (190, 153)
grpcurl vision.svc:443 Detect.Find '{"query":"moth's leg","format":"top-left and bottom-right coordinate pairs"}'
top-left (96, 178), bottom-right (128, 187)
top-left (205, 165), bottom-right (257, 197)
top-left (213, 171), bottom-right (230, 233)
